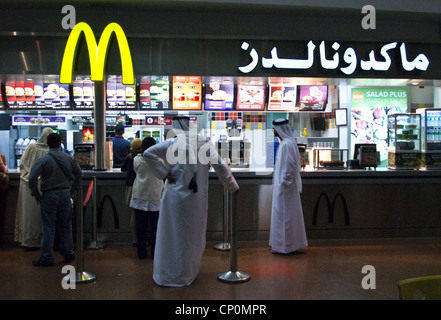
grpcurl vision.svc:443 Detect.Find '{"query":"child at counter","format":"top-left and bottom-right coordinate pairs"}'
top-left (129, 137), bottom-right (164, 260)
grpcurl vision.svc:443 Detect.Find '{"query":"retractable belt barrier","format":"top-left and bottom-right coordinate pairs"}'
top-left (213, 187), bottom-right (231, 251)
top-left (62, 187), bottom-right (97, 284)
top-left (217, 191), bottom-right (250, 283)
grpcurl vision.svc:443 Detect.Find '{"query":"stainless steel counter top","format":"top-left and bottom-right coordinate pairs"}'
top-left (7, 167), bottom-right (441, 185)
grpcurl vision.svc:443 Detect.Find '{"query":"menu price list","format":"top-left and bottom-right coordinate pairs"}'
top-left (1, 75), bottom-right (330, 112)
top-left (204, 77), bottom-right (234, 111)
top-left (73, 76), bottom-right (94, 110)
top-left (268, 84), bottom-right (297, 111)
top-left (172, 76), bottom-right (202, 110)
top-left (106, 75), bottom-right (137, 110)
top-left (236, 84), bottom-right (265, 111)
top-left (298, 85), bottom-right (328, 111)
top-left (139, 76), bottom-right (170, 110)
top-left (3, 75), bottom-right (72, 110)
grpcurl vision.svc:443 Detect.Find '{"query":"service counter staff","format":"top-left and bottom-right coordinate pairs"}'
top-left (144, 116), bottom-right (239, 287)
top-left (270, 118), bottom-right (308, 254)
top-left (111, 124), bottom-right (131, 168)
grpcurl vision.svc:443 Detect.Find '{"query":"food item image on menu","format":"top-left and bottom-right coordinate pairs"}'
top-left (73, 86), bottom-right (83, 97)
top-left (47, 83), bottom-right (59, 92)
top-left (5, 86), bottom-right (15, 97)
top-left (83, 85), bottom-right (93, 97)
top-left (44, 91), bottom-right (57, 100)
top-left (25, 86), bottom-right (34, 97)
top-left (34, 85), bottom-right (43, 97)
top-left (210, 90), bottom-right (227, 100)
top-left (15, 87), bottom-right (24, 97)
top-left (271, 90), bottom-right (283, 102)
top-left (125, 86), bottom-right (135, 97)
top-left (59, 86), bottom-right (68, 97)
top-left (140, 89), bottom-right (150, 97)
top-left (284, 90), bottom-right (296, 101)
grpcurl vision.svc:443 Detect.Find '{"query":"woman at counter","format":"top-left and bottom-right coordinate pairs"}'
top-left (144, 116), bottom-right (239, 287)
top-left (14, 127), bottom-right (53, 249)
top-left (122, 138), bottom-right (143, 247)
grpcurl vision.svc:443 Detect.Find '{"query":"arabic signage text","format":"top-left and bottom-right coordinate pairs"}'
top-left (239, 41), bottom-right (429, 76)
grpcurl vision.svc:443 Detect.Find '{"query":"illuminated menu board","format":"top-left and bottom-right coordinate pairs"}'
top-left (139, 76), bottom-right (170, 110)
top-left (106, 75), bottom-right (137, 110)
top-left (5, 75), bottom-right (71, 110)
top-left (298, 85), bottom-right (328, 111)
top-left (268, 84), bottom-right (297, 111)
top-left (73, 76), bottom-right (94, 110)
top-left (172, 76), bottom-right (202, 110)
top-left (5, 80), bottom-right (20, 109)
top-left (236, 84), bottom-right (265, 111)
top-left (267, 78), bottom-right (297, 111)
top-left (204, 77), bottom-right (234, 111)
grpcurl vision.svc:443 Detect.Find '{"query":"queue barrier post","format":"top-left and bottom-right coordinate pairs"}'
top-left (63, 186), bottom-right (97, 284)
top-left (213, 187), bottom-right (231, 251)
top-left (217, 190), bottom-right (250, 283)
top-left (87, 176), bottom-right (104, 249)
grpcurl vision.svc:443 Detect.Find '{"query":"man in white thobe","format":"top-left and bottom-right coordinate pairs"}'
top-left (144, 116), bottom-right (239, 287)
top-left (270, 118), bottom-right (308, 254)
top-left (15, 127), bottom-right (54, 249)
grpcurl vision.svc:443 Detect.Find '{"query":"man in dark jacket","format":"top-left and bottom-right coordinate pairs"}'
top-left (28, 133), bottom-right (82, 266)
top-left (111, 124), bottom-right (131, 168)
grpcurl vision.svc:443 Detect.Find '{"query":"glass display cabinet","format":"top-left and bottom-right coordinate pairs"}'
top-left (312, 148), bottom-right (349, 170)
top-left (387, 113), bottom-right (422, 169)
top-left (416, 108), bottom-right (441, 169)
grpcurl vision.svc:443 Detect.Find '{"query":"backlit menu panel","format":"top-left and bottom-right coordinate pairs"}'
top-left (5, 75), bottom-right (71, 109)
top-left (236, 84), bottom-right (265, 111)
top-left (73, 76), bottom-right (94, 110)
top-left (106, 75), bottom-right (137, 110)
top-left (267, 77), bottom-right (297, 111)
top-left (204, 77), bottom-right (234, 111)
top-left (298, 85), bottom-right (328, 111)
top-left (172, 76), bottom-right (202, 110)
top-left (139, 76), bottom-right (170, 110)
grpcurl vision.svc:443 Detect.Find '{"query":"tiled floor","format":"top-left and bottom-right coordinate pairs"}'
top-left (1, 238), bottom-right (441, 300)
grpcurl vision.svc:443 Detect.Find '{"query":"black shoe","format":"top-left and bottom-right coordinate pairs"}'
top-left (32, 259), bottom-right (54, 267)
top-left (64, 254), bottom-right (75, 263)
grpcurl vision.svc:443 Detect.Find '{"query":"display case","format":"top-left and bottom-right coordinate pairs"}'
top-left (387, 113), bottom-right (422, 169)
top-left (312, 148), bottom-right (348, 170)
top-left (74, 144), bottom-right (95, 170)
top-left (416, 108), bottom-right (441, 169)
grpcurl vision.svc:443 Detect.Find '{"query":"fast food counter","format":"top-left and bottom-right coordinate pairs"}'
top-left (3, 168), bottom-right (441, 245)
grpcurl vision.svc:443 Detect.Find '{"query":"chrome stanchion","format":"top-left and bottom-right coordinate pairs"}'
top-left (217, 191), bottom-right (250, 283)
top-left (63, 188), bottom-right (97, 284)
top-left (87, 176), bottom-right (104, 249)
top-left (89, 80), bottom-right (106, 249)
top-left (213, 188), bottom-right (231, 251)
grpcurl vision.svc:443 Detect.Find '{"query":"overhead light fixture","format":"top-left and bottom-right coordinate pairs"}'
top-left (411, 82), bottom-right (419, 85)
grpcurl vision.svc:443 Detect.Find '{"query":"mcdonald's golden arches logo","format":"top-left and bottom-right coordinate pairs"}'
top-left (60, 22), bottom-right (134, 85)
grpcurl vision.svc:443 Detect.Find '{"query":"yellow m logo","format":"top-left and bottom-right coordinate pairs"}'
top-left (60, 22), bottom-right (134, 85)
